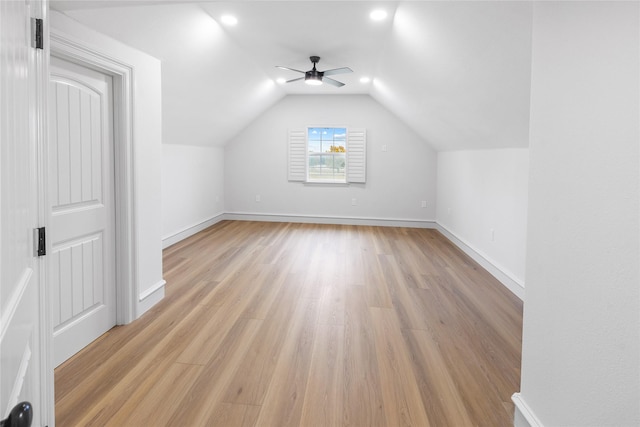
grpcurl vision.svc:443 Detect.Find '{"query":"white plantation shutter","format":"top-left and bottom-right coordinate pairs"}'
top-left (347, 128), bottom-right (366, 183)
top-left (288, 129), bottom-right (306, 181)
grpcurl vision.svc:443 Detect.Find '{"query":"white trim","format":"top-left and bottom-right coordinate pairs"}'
top-left (139, 279), bottom-right (166, 302)
top-left (0, 269), bottom-right (33, 345)
top-left (435, 223), bottom-right (525, 300)
top-left (512, 393), bottom-right (544, 427)
top-left (136, 279), bottom-right (165, 319)
top-left (35, 3), bottom-right (54, 424)
top-left (303, 181), bottom-right (350, 187)
top-left (224, 212), bottom-right (436, 229)
top-left (50, 30), bottom-right (137, 325)
top-left (162, 213), bottom-right (225, 249)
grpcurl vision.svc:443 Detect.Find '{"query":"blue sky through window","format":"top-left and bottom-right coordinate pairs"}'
top-left (308, 127), bottom-right (346, 153)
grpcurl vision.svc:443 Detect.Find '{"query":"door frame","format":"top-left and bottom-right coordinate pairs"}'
top-left (37, 5), bottom-right (53, 425)
top-left (49, 30), bottom-right (137, 326)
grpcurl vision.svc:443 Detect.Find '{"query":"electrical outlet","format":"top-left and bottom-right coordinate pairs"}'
top-left (215, 196), bottom-right (220, 203)
top-left (351, 198), bottom-right (357, 206)
top-left (421, 200), bottom-right (427, 208)
top-left (255, 195), bottom-right (261, 202)
top-left (447, 207), bottom-right (452, 215)
top-left (490, 228), bottom-right (495, 241)
top-left (382, 144), bottom-right (388, 152)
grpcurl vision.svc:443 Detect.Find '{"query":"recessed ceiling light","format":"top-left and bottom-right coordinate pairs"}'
top-left (360, 76), bottom-right (371, 84)
top-left (370, 9), bottom-right (387, 21)
top-left (220, 15), bottom-right (238, 26)
top-left (276, 78), bottom-right (286, 84)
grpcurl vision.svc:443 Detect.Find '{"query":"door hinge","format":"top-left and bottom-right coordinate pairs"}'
top-left (31, 18), bottom-right (43, 49)
top-left (35, 227), bottom-right (46, 257)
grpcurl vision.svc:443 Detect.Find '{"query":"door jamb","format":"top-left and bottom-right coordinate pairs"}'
top-left (49, 30), bottom-right (137, 325)
top-left (33, 1), bottom-right (52, 424)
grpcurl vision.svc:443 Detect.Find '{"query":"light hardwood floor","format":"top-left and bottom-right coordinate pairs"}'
top-left (55, 221), bottom-right (523, 426)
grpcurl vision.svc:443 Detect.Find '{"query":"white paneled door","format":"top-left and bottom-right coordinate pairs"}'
top-left (0, 0), bottom-right (49, 424)
top-left (49, 56), bottom-right (116, 367)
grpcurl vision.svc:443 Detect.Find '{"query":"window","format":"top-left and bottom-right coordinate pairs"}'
top-left (288, 127), bottom-right (366, 184)
top-left (308, 127), bottom-right (347, 182)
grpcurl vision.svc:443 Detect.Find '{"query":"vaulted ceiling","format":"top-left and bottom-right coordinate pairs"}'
top-left (51, 1), bottom-right (533, 151)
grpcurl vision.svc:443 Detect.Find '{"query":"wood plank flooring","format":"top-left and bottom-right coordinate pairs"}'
top-left (55, 221), bottom-right (523, 427)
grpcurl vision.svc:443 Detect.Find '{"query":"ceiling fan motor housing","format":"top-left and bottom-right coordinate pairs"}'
top-left (276, 55), bottom-right (350, 87)
top-left (306, 70), bottom-right (322, 79)
top-left (307, 56), bottom-right (323, 80)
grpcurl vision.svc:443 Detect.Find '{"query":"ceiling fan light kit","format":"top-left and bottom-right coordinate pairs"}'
top-left (277, 56), bottom-right (353, 88)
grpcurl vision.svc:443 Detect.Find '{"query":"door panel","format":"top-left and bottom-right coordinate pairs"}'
top-left (50, 78), bottom-right (104, 209)
top-left (49, 56), bottom-right (116, 367)
top-left (0, 0), bottom-right (45, 424)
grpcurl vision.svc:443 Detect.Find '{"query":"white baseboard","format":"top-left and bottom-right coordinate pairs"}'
top-left (512, 393), bottom-right (543, 427)
top-left (435, 223), bottom-right (525, 300)
top-left (224, 212), bottom-right (437, 229)
top-left (136, 279), bottom-right (165, 318)
top-left (139, 279), bottom-right (166, 302)
top-left (162, 213), bottom-right (225, 249)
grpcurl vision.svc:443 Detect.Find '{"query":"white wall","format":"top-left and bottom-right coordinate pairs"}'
top-left (162, 144), bottom-right (225, 247)
top-left (224, 95), bottom-right (437, 224)
top-left (50, 11), bottom-right (164, 318)
top-left (516, 2), bottom-right (639, 426)
top-left (436, 149), bottom-right (529, 298)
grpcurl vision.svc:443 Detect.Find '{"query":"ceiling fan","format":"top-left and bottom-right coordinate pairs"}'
top-left (276, 56), bottom-right (353, 87)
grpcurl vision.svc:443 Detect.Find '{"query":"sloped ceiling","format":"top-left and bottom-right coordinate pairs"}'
top-left (52, 1), bottom-right (533, 151)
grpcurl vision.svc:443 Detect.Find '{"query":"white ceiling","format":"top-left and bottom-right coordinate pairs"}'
top-left (52, 0), bottom-right (533, 150)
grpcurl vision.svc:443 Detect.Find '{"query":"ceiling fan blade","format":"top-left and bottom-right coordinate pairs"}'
top-left (276, 66), bottom-right (306, 74)
top-left (322, 67), bottom-right (353, 76)
top-left (286, 77), bottom-right (305, 83)
top-left (323, 77), bottom-right (345, 87)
